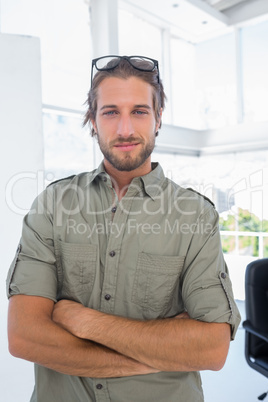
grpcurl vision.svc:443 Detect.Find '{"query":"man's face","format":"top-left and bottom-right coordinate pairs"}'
top-left (92, 76), bottom-right (161, 173)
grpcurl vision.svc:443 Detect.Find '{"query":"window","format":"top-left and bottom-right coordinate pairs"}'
top-left (2, 0), bottom-right (93, 181)
top-left (43, 112), bottom-right (95, 181)
top-left (195, 32), bottom-right (237, 129)
top-left (170, 37), bottom-right (198, 129)
top-left (118, 9), bottom-right (163, 68)
top-left (153, 148), bottom-right (268, 299)
top-left (242, 19), bottom-right (268, 123)
top-left (1, 0), bottom-right (92, 109)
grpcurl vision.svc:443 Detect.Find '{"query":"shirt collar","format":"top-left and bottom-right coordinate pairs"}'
top-left (86, 161), bottom-right (108, 185)
top-left (139, 162), bottom-right (166, 200)
top-left (87, 160), bottom-right (166, 200)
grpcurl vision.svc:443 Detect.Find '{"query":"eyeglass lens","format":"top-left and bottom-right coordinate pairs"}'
top-left (95, 56), bottom-right (156, 71)
top-left (95, 57), bottom-right (120, 70)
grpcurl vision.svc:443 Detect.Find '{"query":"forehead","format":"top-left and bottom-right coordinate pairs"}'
top-left (96, 76), bottom-right (154, 108)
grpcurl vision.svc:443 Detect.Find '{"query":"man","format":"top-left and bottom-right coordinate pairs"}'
top-left (7, 55), bottom-right (241, 402)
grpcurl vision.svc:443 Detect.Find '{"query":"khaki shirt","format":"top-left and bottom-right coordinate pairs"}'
top-left (7, 162), bottom-right (241, 402)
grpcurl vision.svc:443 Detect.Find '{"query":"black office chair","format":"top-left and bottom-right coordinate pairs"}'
top-left (243, 258), bottom-right (268, 400)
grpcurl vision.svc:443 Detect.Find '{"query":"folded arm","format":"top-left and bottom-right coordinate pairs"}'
top-left (53, 300), bottom-right (231, 372)
top-left (7, 295), bottom-right (159, 378)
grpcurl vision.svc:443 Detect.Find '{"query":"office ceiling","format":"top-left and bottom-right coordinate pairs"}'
top-left (204, 0), bottom-right (247, 12)
top-left (121, 0), bottom-right (268, 42)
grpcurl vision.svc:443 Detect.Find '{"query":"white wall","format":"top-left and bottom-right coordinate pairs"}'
top-left (0, 33), bottom-right (43, 401)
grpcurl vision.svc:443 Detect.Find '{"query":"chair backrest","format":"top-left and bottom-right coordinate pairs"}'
top-left (245, 258), bottom-right (268, 361)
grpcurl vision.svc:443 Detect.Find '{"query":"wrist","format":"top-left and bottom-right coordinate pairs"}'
top-left (76, 307), bottom-right (105, 340)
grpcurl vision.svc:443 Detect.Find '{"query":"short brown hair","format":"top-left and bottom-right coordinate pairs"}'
top-left (83, 57), bottom-right (167, 137)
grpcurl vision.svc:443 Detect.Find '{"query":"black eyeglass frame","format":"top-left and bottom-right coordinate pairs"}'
top-left (91, 55), bottom-right (160, 87)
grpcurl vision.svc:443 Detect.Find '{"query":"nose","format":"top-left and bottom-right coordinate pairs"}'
top-left (116, 115), bottom-right (134, 138)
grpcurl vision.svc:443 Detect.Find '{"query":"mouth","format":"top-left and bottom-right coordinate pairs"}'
top-left (113, 142), bottom-right (141, 152)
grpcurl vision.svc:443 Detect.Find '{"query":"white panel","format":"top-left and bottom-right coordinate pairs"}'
top-left (0, 33), bottom-right (43, 401)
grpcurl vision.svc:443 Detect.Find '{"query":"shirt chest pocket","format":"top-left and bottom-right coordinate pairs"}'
top-left (55, 240), bottom-right (97, 302)
top-left (131, 252), bottom-right (185, 317)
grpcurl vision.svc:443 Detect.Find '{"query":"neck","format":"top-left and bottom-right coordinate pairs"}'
top-left (103, 158), bottom-right (152, 201)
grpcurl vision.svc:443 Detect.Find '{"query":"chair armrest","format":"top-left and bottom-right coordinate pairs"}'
top-left (243, 320), bottom-right (268, 342)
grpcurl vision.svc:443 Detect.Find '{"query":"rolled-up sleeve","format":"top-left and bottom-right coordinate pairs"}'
top-left (6, 187), bottom-right (58, 302)
top-left (182, 205), bottom-right (241, 340)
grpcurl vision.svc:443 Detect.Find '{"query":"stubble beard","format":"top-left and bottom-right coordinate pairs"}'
top-left (97, 134), bottom-right (156, 172)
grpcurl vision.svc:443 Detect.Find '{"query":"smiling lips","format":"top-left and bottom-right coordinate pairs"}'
top-left (113, 141), bottom-right (141, 152)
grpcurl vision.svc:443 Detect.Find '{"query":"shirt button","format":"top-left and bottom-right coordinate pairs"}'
top-left (221, 272), bottom-right (227, 279)
top-left (105, 294), bottom-right (111, 301)
top-left (109, 250), bottom-right (116, 257)
top-left (111, 206), bottom-right (117, 213)
top-left (96, 383), bottom-right (103, 390)
top-left (103, 177), bottom-right (107, 182)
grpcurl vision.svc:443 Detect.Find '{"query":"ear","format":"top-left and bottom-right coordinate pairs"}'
top-left (91, 119), bottom-right (97, 134)
top-left (156, 108), bottom-right (163, 131)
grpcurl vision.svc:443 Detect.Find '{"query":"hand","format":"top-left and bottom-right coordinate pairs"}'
top-left (52, 300), bottom-right (88, 338)
top-left (175, 311), bottom-right (190, 319)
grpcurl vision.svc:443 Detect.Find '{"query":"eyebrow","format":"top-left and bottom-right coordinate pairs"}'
top-left (100, 105), bottom-right (117, 110)
top-left (100, 104), bottom-right (152, 110)
top-left (135, 104), bottom-right (152, 110)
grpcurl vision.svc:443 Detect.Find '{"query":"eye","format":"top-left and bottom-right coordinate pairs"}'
top-left (133, 110), bottom-right (148, 115)
top-left (103, 110), bottom-right (117, 116)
